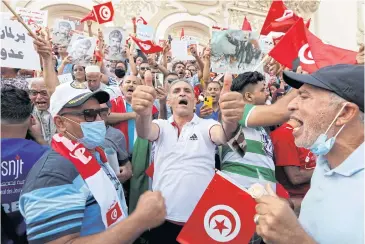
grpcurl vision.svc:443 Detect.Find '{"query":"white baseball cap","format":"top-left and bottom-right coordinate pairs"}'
top-left (50, 82), bottom-right (110, 118)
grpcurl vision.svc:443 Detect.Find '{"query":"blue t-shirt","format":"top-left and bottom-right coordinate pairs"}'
top-left (195, 102), bottom-right (219, 121)
top-left (126, 103), bottom-right (135, 154)
top-left (1, 138), bottom-right (49, 244)
top-left (19, 149), bottom-right (128, 243)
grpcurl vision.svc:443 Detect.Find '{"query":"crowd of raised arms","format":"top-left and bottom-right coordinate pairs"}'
top-left (1, 1), bottom-right (365, 244)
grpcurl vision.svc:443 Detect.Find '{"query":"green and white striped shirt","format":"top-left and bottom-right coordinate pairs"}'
top-left (221, 104), bottom-right (276, 190)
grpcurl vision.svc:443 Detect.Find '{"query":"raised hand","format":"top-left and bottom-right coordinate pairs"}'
top-left (254, 184), bottom-right (312, 244)
top-left (132, 70), bottom-right (157, 116)
top-left (33, 30), bottom-right (52, 60)
top-left (199, 104), bottom-right (213, 118)
top-left (156, 86), bottom-right (167, 102)
top-left (62, 55), bottom-right (72, 64)
top-left (219, 73), bottom-right (245, 127)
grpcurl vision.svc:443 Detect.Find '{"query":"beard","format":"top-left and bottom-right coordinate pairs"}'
top-left (294, 108), bottom-right (337, 149)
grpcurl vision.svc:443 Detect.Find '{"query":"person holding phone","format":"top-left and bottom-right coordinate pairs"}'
top-left (195, 81), bottom-right (222, 121)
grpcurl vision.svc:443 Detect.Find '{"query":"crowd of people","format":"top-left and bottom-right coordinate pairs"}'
top-left (1, 7), bottom-right (365, 244)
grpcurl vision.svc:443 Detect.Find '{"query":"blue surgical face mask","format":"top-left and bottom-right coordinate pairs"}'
top-left (63, 117), bottom-right (106, 149)
top-left (308, 103), bottom-right (348, 156)
top-left (79, 121), bottom-right (106, 149)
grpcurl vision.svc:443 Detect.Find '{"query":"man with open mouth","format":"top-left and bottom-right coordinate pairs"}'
top-left (254, 64), bottom-right (364, 244)
top-left (132, 73), bottom-right (245, 243)
top-left (28, 77), bottom-right (56, 144)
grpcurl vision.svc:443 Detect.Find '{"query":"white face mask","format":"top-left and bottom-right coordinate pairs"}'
top-left (308, 103), bottom-right (348, 156)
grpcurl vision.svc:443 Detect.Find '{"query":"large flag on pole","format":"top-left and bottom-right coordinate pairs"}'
top-left (269, 19), bottom-right (357, 73)
top-left (260, 0), bottom-right (299, 35)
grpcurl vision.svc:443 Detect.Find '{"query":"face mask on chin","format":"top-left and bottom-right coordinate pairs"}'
top-left (308, 103), bottom-right (348, 156)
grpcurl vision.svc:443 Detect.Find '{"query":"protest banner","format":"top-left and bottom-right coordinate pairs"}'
top-left (0, 18), bottom-right (41, 70)
top-left (15, 7), bottom-right (48, 31)
top-left (58, 73), bottom-right (73, 84)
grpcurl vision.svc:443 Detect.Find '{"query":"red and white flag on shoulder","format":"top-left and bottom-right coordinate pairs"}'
top-left (177, 171), bottom-right (257, 244)
top-left (81, 2), bottom-right (114, 24)
top-left (260, 0), bottom-right (299, 35)
top-left (269, 19), bottom-right (357, 73)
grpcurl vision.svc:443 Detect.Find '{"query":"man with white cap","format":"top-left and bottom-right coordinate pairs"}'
top-left (85, 65), bottom-right (121, 99)
top-left (19, 82), bottom-right (166, 243)
top-left (254, 64), bottom-right (364, 244)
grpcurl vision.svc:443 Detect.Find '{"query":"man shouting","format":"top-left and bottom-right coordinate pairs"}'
top-left (132, 71), bottom-right (245, 243)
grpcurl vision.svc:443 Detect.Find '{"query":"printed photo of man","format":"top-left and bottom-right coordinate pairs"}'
top-left (105, 28), bottom-right (125, 60)
top-left (53, 20), bottom-right (74, 45)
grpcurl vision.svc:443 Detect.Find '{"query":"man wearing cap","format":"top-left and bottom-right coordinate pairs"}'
top-left (254, 64), bottom-right (364, 244)
top-left (19, 82), bottom-right (166, 243)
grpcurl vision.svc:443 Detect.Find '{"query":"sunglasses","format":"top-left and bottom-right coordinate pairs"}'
top-left (140, 67), bottom-right (151, 71)
top-left (29, 90), bottom-right (48, 97)
top-left (60, 108), bottom-right (109, 122)
top-left (167, 78), bottom-right (179, 84)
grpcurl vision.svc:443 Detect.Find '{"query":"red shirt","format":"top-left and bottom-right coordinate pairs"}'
top-left (270, 123), bottom-right (316, 198)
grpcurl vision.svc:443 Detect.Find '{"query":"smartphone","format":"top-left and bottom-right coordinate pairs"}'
top-left (204, 96), bottom-right (213, 108)
top-left (154, 73), bottom-right (164, 88)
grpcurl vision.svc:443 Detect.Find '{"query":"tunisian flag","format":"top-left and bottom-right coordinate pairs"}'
top-left (241, 17), bottom-right (252, 31)
top-left (269, 19), bottom-right (357, 73)
top-left (260, 0), bottom-right (299, 35)
top-left (81, 2), bottom-right (114, 24)
top-left (177, 171), bottom-right (256, 244)
top-left (130, 35), bottom-right (163, 54)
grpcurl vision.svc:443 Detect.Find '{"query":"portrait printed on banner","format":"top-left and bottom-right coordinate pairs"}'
top-left (211, 30), bottom-right (266, 74)
top-left (52, 19), bottom-right (75, 46)
top-left (67, 34), bottom-right (97, 67)
top-left (103, 27), bottom-right (126, 61)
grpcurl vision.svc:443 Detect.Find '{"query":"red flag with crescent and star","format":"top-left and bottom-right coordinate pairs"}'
top-left (176, 171), bottom-right (256, 244)
top-left (268, 19), bottom-right (357, 73)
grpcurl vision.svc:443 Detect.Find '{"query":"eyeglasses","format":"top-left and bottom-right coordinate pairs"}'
top-left (60, 108), bottom-right (109, 122)
top-left (140, 67), bottom-right (151, 71)
top-left (29, 90), bottom-right (48, 97)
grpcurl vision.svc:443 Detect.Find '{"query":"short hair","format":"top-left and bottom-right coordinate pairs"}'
top-left (270, 83), bottom-right (280, 89)
top-left (169, 79), bottom-right (193, 92)
top-left (59, 21), bottom-right (72, 30)
top-left (172, 61), bottom-right (185, 71)
top-left (1, 85), bottom-right (32, 123)
top-left (329, 92), bottom-right (364, 124)
top-left (27, 77), bottom-right (45, 90)
top-left (116, 60), bottom-right (128, 70)
top-left (207, 81), bottom-right (222, 89)
top-left (109, 30), bottom-right (123, 42)
top-left (231, 71), bottom-right (265, 92)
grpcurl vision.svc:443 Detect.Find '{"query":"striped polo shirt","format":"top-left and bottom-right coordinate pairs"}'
top-left (221, 104), bottom-right (276, 190)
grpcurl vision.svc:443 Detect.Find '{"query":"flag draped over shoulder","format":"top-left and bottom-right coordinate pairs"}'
top-left (129, 137), bottom-right (151, 213)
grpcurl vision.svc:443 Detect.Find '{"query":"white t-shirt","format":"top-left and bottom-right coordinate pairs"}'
top-left (152, 114), bottom-right (219, 222)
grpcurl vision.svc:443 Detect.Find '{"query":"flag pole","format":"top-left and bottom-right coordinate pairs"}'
top-left (2, 0), bottom-right (38, 39)
top-left (252, 54), bottom-right (270, 72)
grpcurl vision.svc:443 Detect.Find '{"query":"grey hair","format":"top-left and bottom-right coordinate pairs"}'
top-left (329, 92), bottom-right (364, 123)
top-left (27, 77), bottom-right (45, 90)
top-left (167, 79), bottom-right (194, 100)
top-left (169, 79), bottom-right (193, 91)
